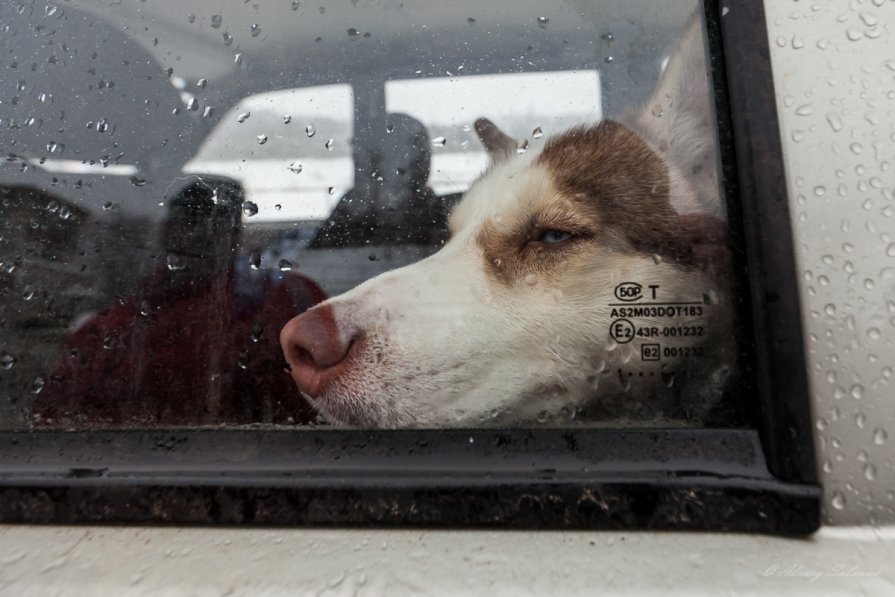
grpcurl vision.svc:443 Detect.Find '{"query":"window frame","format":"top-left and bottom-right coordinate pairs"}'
top-left (0, 0), bottom-right (821, 535)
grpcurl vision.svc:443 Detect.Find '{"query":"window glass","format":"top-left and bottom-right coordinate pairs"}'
top-left (0, 0), bottom-right (745, 429)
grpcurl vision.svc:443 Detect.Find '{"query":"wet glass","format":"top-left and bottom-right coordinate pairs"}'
top-left (0, 0), bottom-right (745, 429)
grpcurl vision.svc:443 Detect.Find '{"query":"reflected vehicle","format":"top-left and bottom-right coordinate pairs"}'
top-left (1, 0), bottom-right (746, 429)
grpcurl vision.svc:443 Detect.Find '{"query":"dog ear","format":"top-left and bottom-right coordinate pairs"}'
top-left (474, 117), bottom-right (517, 163)
top-left (627, 13), bottom-right (722, 219)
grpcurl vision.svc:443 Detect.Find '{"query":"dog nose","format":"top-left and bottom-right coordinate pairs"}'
top-left (280, 305), bottom-right (358, 396)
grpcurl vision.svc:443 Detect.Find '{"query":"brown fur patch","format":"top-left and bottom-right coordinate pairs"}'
top-left (537, 121), bottom-right (698, 265)
top-left (476, 199), bottom-right (599, 287)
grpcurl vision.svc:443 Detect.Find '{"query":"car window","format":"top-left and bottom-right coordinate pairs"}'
top-left (0, 0), bottom-right (747, 430)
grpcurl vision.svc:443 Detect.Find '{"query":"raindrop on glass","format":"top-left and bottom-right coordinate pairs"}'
top-left (166, 254), bottom-right (185, 270)
top-left (325, 138), bottom-right (334, 151)
top-left (278, 259), bottom-right (294, 271)
top-left (242, 201), bottom-right (259, 217)
top-left (30, 376), bottom-right (45, 395)
top-left (536, 16), bottom-right (549, 28)
top-left (257, 134), bottom-right (268, 145)
top-left (864, 464), bottom-right (877, 481)
top-left (237, 111), bottom-right (251, 123)
top-left (532, 127), bottom-right (543, 139)
top-left (305, 124), bottom-right (315, 137)
top-left (287, 162), bottom-right (303, 174)
top-left (0, 352), bottom-right (15, 370)
top-left (186, 97), bottom-right (199, 111)
top-left (432, 136), bottom-right (446, 147)
top-left (283, 114), bottom-right (292, 124)
top-left (210, 14), bottom-right (223, 29)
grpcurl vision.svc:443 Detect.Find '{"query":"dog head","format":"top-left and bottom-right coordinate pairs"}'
top-left (280, 14), bottom-right (734, 427)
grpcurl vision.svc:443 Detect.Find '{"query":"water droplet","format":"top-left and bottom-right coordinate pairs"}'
top-left (846, 29), bottom-right (863, 41)
top-left (864, 464), bottom-right (877, 481)
top-left (795, 104), bottom-right (814, 116)
top-left (222, 32), bottom-right (234, 47)
top-left (278, 259), bottom-right (293, 271)
top-left (536, 16), bottom-right (549, 28)
top-left (197, 78), bottom-right (208, 88)
top-left (237, 111), bottom-right (251, 123)
top-left (292, 1), bottom-right (300, 10)
top-left (813, 185), bottom-right (826, 196)
top-left (22, 286), bottom-right (35, 301)
top-left (139, 300), bottom-right (151, 316)
top-left (242, 201), bottom-right (259, 217)
top-left (251, 24), bottom-right (262, 37)
top-left (859, 12), bottom-right (878, 27)
top-left (0, 352), bottom-right (15, 370)
top-left (283, 114), bottom-right (292, 124)
top-left (305, 124), bottom-right (316, 137)
top-left (855, 413), bottom-right (866, 428)
top-left (532, 127), bottom-right (543, 139)
top-left (824, 303), bottom-right (836, 316)
top-left (186, 97), bottom-right (199, 111)
top-left (287, 162), bottom-right (302, 174)
top-left (886, 243), bottom-right (895, 257)
top-left (166, 254), bottom-right (185, 271)
top-left (202, 106), bottom-right (214, 118)
top-left (45, 4), bottom-right (58, 17)
top-left (849, 142), bottom-right (863, 155)
top-left (249, 253), bottom-right (261, 269)
top-left (96, 118), bottom-right (109, 132)
top-left (30, 376), bottom-right (45, 395)
top-left (604, 55), bottom-right (614, 64)
top-left (850, 384), bottom-right (865, 399)
top-left (432, 136), bottom-right (446, 147)
top-left (130, 176), bottom-right (147, 187)
top-left (791, 36), bottom-right (805, 49)
top-left (515, 139), bottom-right (529, 154)
top-left (873, 428), bottom-right (887, 445)
top-left (867, 327), bottom-right (881, 340)
top-left (210, 14), bottom-right (223, 29)
top-left (826, 113), bottom-right (843, 132)
top-left (325, 138), bottom-right (334, 151)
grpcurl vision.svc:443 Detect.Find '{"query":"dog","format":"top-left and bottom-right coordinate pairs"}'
top-left (280, 15), bottom-right (737, 428)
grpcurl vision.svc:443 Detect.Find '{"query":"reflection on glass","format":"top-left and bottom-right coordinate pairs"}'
top-left (0, 0), bottom-right (744, 430)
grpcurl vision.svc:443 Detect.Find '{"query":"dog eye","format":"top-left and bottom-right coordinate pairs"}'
top-left (536, 229), bottom-right (573, 244)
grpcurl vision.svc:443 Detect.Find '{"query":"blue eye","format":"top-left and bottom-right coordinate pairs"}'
top-left (537, 230), bottom-right (573, 244)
